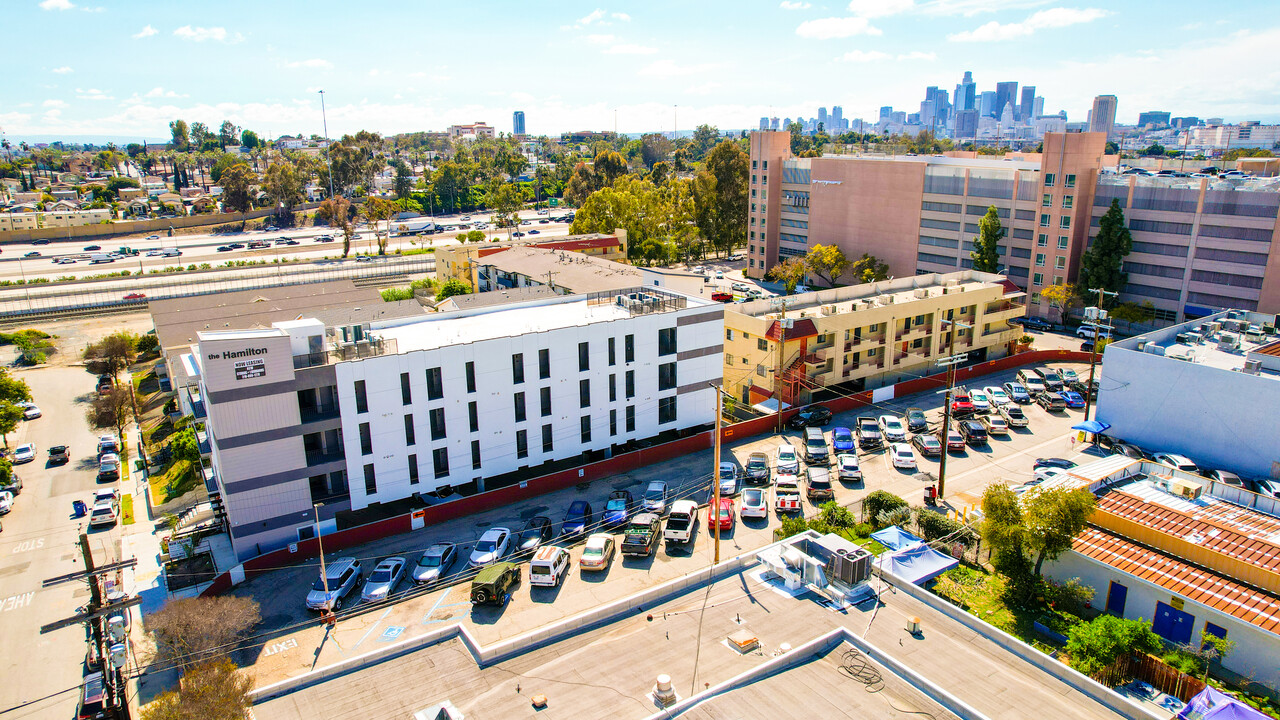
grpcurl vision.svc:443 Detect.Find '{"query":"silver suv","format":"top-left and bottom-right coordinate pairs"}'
top-left (305, 557), bottom-right (362, 611)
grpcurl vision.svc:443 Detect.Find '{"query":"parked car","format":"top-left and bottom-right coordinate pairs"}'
top-left (305, 557), bottom-right (362, 611)
top-left (1076, 323), bottom-right (1113, 339)
top-left (878, 415), bottom-right (907, 442)
top-left (1111, 442), bottom-right (1151, 461)
top-left (412, 543), bottom-right (458, 585)
top-left (469, 561), bottom-right (519, 606)
top-left (515, 516), bottom-right (553, 557)
top-left (939, 427), bottom-right (966, 452)
top-left (836, 453), bottom-right (862, 481)
top-left (641, 481), bottom-right (669, 515)
top-left (775, 444), bottom-right (800, 474)
top-left (889, 443), bottom-right (918, 470)
top-left (1248, 479), bottom-right (1280, 498)
top-left (997, 403), bottom-right (1028, 428)
top-left (1056, 367), bottom-right (1080, 384)
top-left (1034, 392), bottom-right (1066, 412)
top-left (580, 533), bottom-right (616, 571)
top-left (831, 426), bottom-right (855, 453)
top-left (528, 547), bottom-right (571, 588)
top-left (663, 500), bottom-right (699, 547)
top-left (96, 434), bottom-right (118, 456)
top-left (1069, 379), bottom-right (1099, 401)
top-left (620, 514), bottom-right (662, 557)
top-left (718, 462), bottom-right (740, 496)
top-left (788, 405), bottom-right (833, 429)
top-left (0, 492), bottom-right (12, 515)
top-left (950, 394), bottom-right (975, 417)
top-left (1202, 469), bottom-right (1246, 488)
top-left (982, 414), bottom-right (1009, 436)
top-left (468, 527), bottom-right (512, 568)
top-left (562, 500), bottom-right (593, 536)
top-left (1016, 316), bottom-right (1053, 331)
top-left (740, 487), bottom-right (768, 520)
top-left (1034, 368), bottom-right (1064, 391)
top-left (855, 416), bottom-right (883, 449)
top-left (1154, 453), bottom-right (1199, 474)
top-left (983, 386), bottom-right (1011, 406)
top-left (912, 433), bottom-right (942, 457)
top-left (96, 453), bottom-right (120, 482)
top-left (904, 407), bottom-right (928, 433)
top-left (1034, 457), bottom-right (1077, 470)
top-left (1032, 466), bottom-right (1070, 485)
top-left (804, 466), bottom-right (834, 502)
top-left (1003, 382), bottom-right (1031, 404)
top-left (958, 419), bottom-right (988, 446)
top-left (78, 671), bottom-right (108, 720)
top-left (774, 476), bottom-right (802, 513)
top-left (361, 557), bottom-right (407, 603)
top-left (1059, 390), bottom-right (1085, 408)
top-left (708, 497), bottom-right (735, 531)
top-left (744, 452), bottom-right (771, 485)
top-left (11, 444), bottom-right (35, 464)
top-left (967, 388), bottom-right (992, 413)
top-left (603, 490), bottom-right (634, 527)
top-left (802, 427), bottom-right (829, 465)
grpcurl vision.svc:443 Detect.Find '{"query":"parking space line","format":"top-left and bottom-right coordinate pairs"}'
top-left (420, 589), bottom-right (452, 625)
top-left (352, 607), bottom-right (391, 650)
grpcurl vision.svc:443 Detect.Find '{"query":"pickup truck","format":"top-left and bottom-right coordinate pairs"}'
top-left (621, 513), bottom-right (662, 557)
top-left (856, 416), bottom-right (882, 449)
top-left (663, 500), bottom-right (699, 548)
top-left (775, 474), bottom-right (802, 514)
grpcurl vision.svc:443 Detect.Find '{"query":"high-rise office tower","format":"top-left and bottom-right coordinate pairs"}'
top-left (1089, 95), bottom-right (1118, 138)
top-left (831, 106), bottom-right (843, 131)
top-left (817, 107), bottom-right (828, 129)
top-left (1019, 86), bottom-right (1036, 121)
top-left (760, 117), bottom-right (770, 131)
top-left (954, 109), bottom-right (978, 138)
top-left (513, 110), bottom-right (526, 136)
top-left (959, 71), bottom-right (976, 111)
top-left (879, 106), bottom-right (893, 121)
top-left (770, 117), bottom-right (780, 130)
top-left (920, 100), bottom-right (936, 127)
top-left (1032, 97), bottom-right (1044, 120)
top-left (995, 82), bottom-right (1018, 120)
top-left (979, 91), bottom-right (996, 118)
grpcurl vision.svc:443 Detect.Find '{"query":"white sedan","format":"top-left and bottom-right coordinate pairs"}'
top-left (21, 405), bottom-right (40, 420)
top-left (740, 487), bottom-right (769, 519)
top-left (1032, 467), bottom-right (1069, 485)
top-left (983, 386), bottom-right (1011, 406)
top-left (0, 491), bottom-right (12, 515)
top-left (889, 443), bottom-right (918, 470)
top-left (11, 444), bottom-right (35, 464)
top-left (877, 415), bottom-right (907, 442)
top-left (968, 388), bottom-right (992, 413)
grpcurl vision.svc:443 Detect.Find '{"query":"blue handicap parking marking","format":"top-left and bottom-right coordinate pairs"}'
top-left (379, 626), bottom-right (405, 642)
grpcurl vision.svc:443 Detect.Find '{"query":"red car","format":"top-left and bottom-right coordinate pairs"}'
top-left (123, 292), bottom-right (146, 300)
top-left (711, 292), bottom-right (733, 303)
top-left (950, 394), bottom-right (975, 416)
top-left (708, 497), bottom-right (735, 531)
top-left (939, 428), bottom-right (966, 452)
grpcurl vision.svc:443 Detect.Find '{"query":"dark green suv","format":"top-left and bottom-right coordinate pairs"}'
top-left (470, 561), bottom-right (520, 606)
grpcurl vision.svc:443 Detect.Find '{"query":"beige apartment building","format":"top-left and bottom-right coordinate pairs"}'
top-left (722, 271), bottom-right (1025, 408)
top-left (0, 208), bottom-right (111, 231)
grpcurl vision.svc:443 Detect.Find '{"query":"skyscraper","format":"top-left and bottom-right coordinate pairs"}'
top-left (817, 107), bottom-right (828, 129)
top-left (979, 91), bottom-right (996, 118)
top-left (770, 117), bottom-right (780, 130)
top-left (1089, 95), bottom-right (1118, 138)
top-left (959, 71), bottom-right (976, 111)
top-left (1032, 97), bottom-right (1044, 120)
top-left (760, 117), bottom-right (769, 131)
top-left (512, 110), bottom-right (526, 136)
top-left (955, 109), bottom-right (978, 138)
top-left (879, 106), bottom-right (893, 121)
top-left (1019, 86), bottom-right (1036, 121)
top-left (994, 82), bottom-right (1018, 120)
top-left (831, 106), bottom-right (844, 131)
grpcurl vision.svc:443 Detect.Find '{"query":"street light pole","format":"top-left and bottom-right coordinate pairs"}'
top-left (313, 502), bottom-right (330, 605)
top-left (319, 90), bottom-right (335, 200)
top-left (711, 384), bottom-right (722, 565)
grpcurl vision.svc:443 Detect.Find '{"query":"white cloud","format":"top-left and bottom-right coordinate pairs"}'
top-left (948, 7), bottom-right (1106, 42)
top-left (898, 50), bottom-right (936, 60)
top-left (577, 9), bottom-right (606, 25)
top-left (917, 0), bottom-right (1051, 15)
top-left (285, 58), bottom-right (333, 70)
top-left (637, 59), bottom-right (722, 77)
top-left (780, 1), bottom-right (812, 8)
top-left (38, 0), bottom-right (75, 10)
top-left (51, 66), bottom-right (73, 74)
top-left (795, 16), bottom-right (881, 38)
top-left (75, 88), bottom-right (113, 101)
top-left (132, 24), bottom-right (158, 39)
top-left (173, 25), bottom-right (244, 43)
top-left (611, 12), bottom-right (630, 21)
top-left (603, 43), bottom-right (657, 55)
top-left (586, 34), bottom-right (615, 44)
top-left (846, 0), bottom-right (912, 17)
top-left (144, 87), bottom-right (188, 99)
top-left (839, 50), bottom-right (889, 62)
top-left (43, 99), bottom-right (67, 108)
top-left (80, 5), bottom-right (104, 11)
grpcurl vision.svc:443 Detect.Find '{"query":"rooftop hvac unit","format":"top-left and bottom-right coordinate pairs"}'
top-left (913, 288), bottom-right (928, 300)
top-left (1185, 332), bottom-right (1203, 344)
top-left (1143, 343), bottom-right (1167, 356)
top-left (1243, 359), bottom-right (1263, 375)
top-left (944, 279), bottom-right (959, 287)
top-left (826, 305), bottom-right (838, 315)
top-left (1176, 333), bottom-right (1190, 345)
top-left (1218, 332), bottom-right (1242, 352)
top-left (1227, 310), bottom-right (1244, 320)
top-left (880, 294), bottom-right (894, 304)
top-left (1170, 478), bottom-right (1203, 500)
top-left (1135, 340), bottom-right (1147, 352)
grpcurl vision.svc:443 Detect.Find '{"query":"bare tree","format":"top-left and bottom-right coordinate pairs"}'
top-left (141, 659), bottom-right (253, 720)
top-left (85, 386), bottom-right (135, 448)
top-left (148, 596), bottom-right (261, 670)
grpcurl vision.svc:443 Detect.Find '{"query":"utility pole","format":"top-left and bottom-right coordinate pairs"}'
top-left (773, 298), bottom-right (788, 435)
top-left (1082, 287), bottom-right (1118, 422)
top-left (712, 385), bottom-right (722, 564)
top-left (935, 316), bottom-right (971, 499)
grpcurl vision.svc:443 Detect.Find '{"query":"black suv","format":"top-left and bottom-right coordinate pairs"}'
top-left (1069, 379), bottom-right (1098, 400)
top-left (1015, 317), bottom-right (1053, 331)
top-left (787, 405), bottom-right (833, 429)
top-left (958, 419), bottom-right (988, 446)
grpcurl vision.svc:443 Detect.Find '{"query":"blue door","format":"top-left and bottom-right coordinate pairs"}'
top-left (1153, 601), bottom-right (1195, 645)
top-left (1105, 582), bottom-right (1128, 616)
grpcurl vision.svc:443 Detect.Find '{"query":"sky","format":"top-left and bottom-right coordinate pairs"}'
top-left (4, 0), bottom-right (1280, 143)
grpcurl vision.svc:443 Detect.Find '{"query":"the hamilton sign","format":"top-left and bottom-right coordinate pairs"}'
top-left (207, 347), bottom-right (270, 381)
top-left (208, 347), bottom-right (269, 361)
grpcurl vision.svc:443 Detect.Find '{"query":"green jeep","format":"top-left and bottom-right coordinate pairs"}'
top-left (470, 562), bottom-right (520, 606)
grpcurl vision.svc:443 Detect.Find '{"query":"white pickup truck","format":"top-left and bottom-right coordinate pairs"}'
top-left (775, 474), bottom-right (802, 514)
top-left (663, 500), bottom-right (699, 547)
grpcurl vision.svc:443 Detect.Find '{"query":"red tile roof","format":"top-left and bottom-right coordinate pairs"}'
top-left (999, 278), bottom-right (1025, 296)
top-left (765, 318), bottom-right (817, 341)
top-left (1074, 527), bottom-right (1280, 635)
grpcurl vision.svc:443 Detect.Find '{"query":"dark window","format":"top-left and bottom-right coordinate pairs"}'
top-left (609, 374), bottom-right (617, 402)
top-left (538, 348), bottom-right (550, 379)
top-left (400, 372), bottom-right (411, 405)
top-left (426, 367), bottom-right (443, 400)
top-left (658, 397), bottom-right (677, 424)
top-left (758, 338), bottom-right (768, 351)
top-left (471, 440), bottom-right (482, 469)
top-left (540, 386), bottom-right (552, 417)
top-left (433, 448), bottom-right (449, 478)
top-left (658, 362), bottom-right (677, 391)
top-left (464, 361), bottom-right (476, 393)
top-left (624, 334), bottom-right (635, 363)
top-left (625, 405), bottom-right (635, 432)
top-left (542, 424), bottom-right (553, 453)
top-left (354, 380), bottom-right (368, 414)
top-left (363, 463), bottom-right (376, 495)
top-left (607, 337), bottom-right (616, 366)
top-left (468, 401), bottom-right (479, 432)
top-left (512, 353), bottom-right (525, 384)
top-left (514, 392), bottom-right (526, 422)
top-left (579, 379), bottom-right (591, 408)
top-left (658, 327), bottom-right (677, 356)
top-left (358, 422), bottom-right (372, 455)
top-left (407, 454), bottom-right (419, 485)
top-left (516, 430), bottom-right (528, 459)
top-left (580, 415), bottom-right (592, 443)
top-left (609, 409), bottom-right (617, 436)
top-left (578, 342), bottom-right (589, 371)
top-left (429, 407), bottom-right (446, 440)
top-left (625, 370), bottom-right (635, 398)
top-left (403, 414), bottom-right (415, 446)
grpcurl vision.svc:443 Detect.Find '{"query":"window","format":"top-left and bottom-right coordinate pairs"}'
top-left (625, 405), bottom-right (635, 432)
top-left (429, 407), bottom-right (446, 440)
top-left (658, 397), bottom-right (677, 424)
top-left (468, 401), bottom-right (478, 432)
top-left (752, 174), bottom-right (757, 184)
top-left (752, 159), bottom-right (757, 169)
top-left (1035, 253), bottom-right (1046, 267)
top-left (1030, 291), bottom-right (1041, 305)
top-left (516, 429), bottom-right (528, 459)
top-left (658, 327), bottom-right (677, 356)
top-left (580, 415), bottom-right (592, 443)
top-left (359, 422), bottom-right (372, 455)
top-left (608, 374), bottom-right (616, 402)
top-left (540, 386), bottom-right (552, 417)
top-left (400, 372), bottom-right (412, 405)
top-left (1057, 235), bottom-right (1069, 249)
top-left (404, 414), bottom-right (416, 446)
top-left (867, 348), bottom-right (877, 357)
top-left (1044, 173), bottom-right (1056, 187)
top-left (1055, 256), bottom-right (1066, 269)
top-left (869, 324), bottom-right (878, 332)
top-left (363, 463), bottom-right (376, 495)
top-left (763, 160), bottom-right (767, 170)
top-left (1065, 174), bottom-right (1076, 189)
top-left (433, 448), bottom-right (450, 478)
top-left (512, 353), bottom-right (525, 384)
top-left (542, 424), bottom-right (554, 453)
top-left (513, 392), bottom-right (526, 422)
top-left (471, 440), bottom-right (481, 469)
top-left (607, 337), bottom-right (616, 366)
top-left (408, 454), bottom-right (419, 485)
top-left (757, 338), bottom-right (768, 351)
top-left (725, 329), bottom-right (734, 341)
top-left (1062, 195), bottom-right (1073, 209)
top-left (538, 348), bottom-right (550, 379)
top-left (609, 409), bottom-right (618, 436)
top-left (578, 342), bottom-right (589, 371)
top-left (625, 370), bottom-right (635, 399)
top-left (725, 353), bottom-right (735, 365)
top-left (1053, 275), bottom-right (1063, 286)
top-left (464, 361), bottom-right (475, 393)
top-left (1033, 272), bottom-right (1044, 285)
top-left (624, 334), bottom-right (635, 363)
top-left (1037, 233), bottom-right (1048, 247)
top-left (427, 367), bottom-right (444, 400)
top-left (1039, 213), bottom-right (1050, 227)
top-left (579, 379), bottom-right (591, 408)
top-left (354, 380), bottom-right (368, 414)
top-left (658, 362), bottom-right (677, 391)
top-left (1042, 193), bottom-right (1052, 207)
top-left (1059, 215), bottom-right (1071, 229)
top-left (757, 364), bottom-right (767, 377)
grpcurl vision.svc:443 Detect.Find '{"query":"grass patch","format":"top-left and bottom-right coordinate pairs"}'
top-left (148, 459), bottom-right (200, 505)
top-left (832, 528), bottom-right (887, 555)
top-left (0, 329), bottom-right (51, 345)
top-left (121, 494), bottom-right (135, 525)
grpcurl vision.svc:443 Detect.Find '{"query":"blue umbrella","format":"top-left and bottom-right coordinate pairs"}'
top-left (1072, 420), bottom-right (1111, 434)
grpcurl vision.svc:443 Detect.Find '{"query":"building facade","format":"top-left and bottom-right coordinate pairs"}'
top-left (512, 111), bottom-right (526, 136)
top-left (448, 123), bottom-right (496, 140)
top-left (435, 233), bottom-right (627, 288)
top-left (1089, 95), bottom-right (1118, 138)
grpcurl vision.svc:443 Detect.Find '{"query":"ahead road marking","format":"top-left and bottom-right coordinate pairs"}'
top-left (0, 592), bottom-right (35, 613)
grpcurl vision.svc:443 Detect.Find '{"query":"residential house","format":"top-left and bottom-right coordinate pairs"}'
top-left (117, 186), bottom-right (146, 201)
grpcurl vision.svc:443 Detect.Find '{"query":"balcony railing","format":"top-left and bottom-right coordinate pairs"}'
top-left (293, 336), bottom-right (400, 369)
top-left (299, 404), bottom-right (341, 424)
top-left (305, 449), bottom-right (346, 467)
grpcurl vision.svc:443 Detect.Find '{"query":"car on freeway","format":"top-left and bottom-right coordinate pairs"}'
top-left (227, 243), bottom-right (245, 249)
top-left (23, 251), bottom-right (40, 258)
top-left (146, 234), bottom-right (160, 240)
top-left (512, 231), bottom-right (525, 237)
top-left (1003, 382), bottom-right (1031, 404)
top-left (967, 388), bottom-right (992, 413)
top-left (562, 500), bottom-right (593, 537)
top-left (1202, 469), bottom-right (1246, 488)
top-left (831, 426), bottom-right (855, 453)
top-left (579, 533), bottom-right (615, 571)
top-left (904, 407), bottom-right (929, 433)
top-left (356, 255), bottom-right (374, 262)
top-left (603, 490), bottom-right (633, 527)
top-left (982, 414), bottom-right (1009, 436)
top-left (836, 453), bottom-right (862, 481)
top-left (515, 516), bottom-right (553, 557)
top-left (718, 462), bottom-right (740, 497)
top-left (11, 444), bottom-right (35, 464)
top-left (912, 433), bottom-right (942, 457)
top-left (939, 428), bottom-right (965, 452)
top-left (983, 386), bottom-right (1011, 406)
top-left (315, 235), bottom-right (334, 242)
top-left (787, 405), bottom-right (832, 429)
top-left (958, 419), bottom-right (988, 446)
top-left (1154, 453), bottom-right (1199, 474)
top-left (411, 543), bottom-right (458, 585)
top-left (84, 245), bottom-right (102, 251)
top-left (467, 527), bottom-right (512, 568)
top-left (708, 497), bottom-right (735, 531)
top-left (216, 245), bottom-right (232, 252)
top-left (305, 557), bottom-right (362, 611)
top-left (527, 229), bottom-right (540, 235)
top-left (53, 257), bottom-right (76, 264)
top-left (740, 487), bottom-right (768, 520)
top-left (262, 225), bottom-right (279, 232)
top-left (744, 451), bottom-right (771, 485)
top-left (1015, 316), bottom-right (1053, 331)
top-left (123, 293), bottom-right (146, 301)
top-left (804, 466), bottom-right (834, 502)
top-left (460, 215), bottom-right (472, 221)
top-left (878, 415), bottom-right (907, 442)
top-left (31, 239), bottom-right (51, 245)
top-left (1034, 457), bottom-right (1077, 470)
top-left (950, 393), bottom-right (976, 417)
top-left (360, 557), bottom-right (407, 603)
top-left (1059, 390), bottom-right (1085, 408)
top-left (889, 443), bottom-right (918, 470)
top-left (641, 481), bottom-right (668, 515)
top-left (776, 443), bottom-right (800, 475)
top-left (49, 445), bottom-right (70, 463)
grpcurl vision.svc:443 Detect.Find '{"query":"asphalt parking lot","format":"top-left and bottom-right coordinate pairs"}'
top-left (226, 359), bottom-right (1100, 687)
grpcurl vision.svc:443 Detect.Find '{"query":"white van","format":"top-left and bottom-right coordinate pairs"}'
top-left (1015, 369), bottom-right (1046, 393)
top-left (528, 546), bottom-right (570, 587)
top-left (159, 248), bottom-right (182, 257)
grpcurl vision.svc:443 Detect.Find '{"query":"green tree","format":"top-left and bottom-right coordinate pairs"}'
top-left (86, 385), bottom-right (134, 446)
top-left (435, 278), bottom-right (472, 301)
top-left (639, 133), bottom-right (673, 169)
top-left (692, 140), bottom-right (748, 257)
top-left (1141, 142), bottom-right (1166, 157)
top-left (563, 162), bottom-right (598, 207)
top-left (240, 129), bottom-right (260, 149)
top-left (217, 121), bottom-right (240, 149)
top-left (487, 181), bottom-right (524, 231)
top-left (649, 161), bottom-right (670, 187)
top-left (593, 150), bottom-right (628, 187)
top-left (1109, 301), bottom-right (1155, 325)
top-left (1077, 199), bottom-right (1132, 307)
top-left (262, 162), bottom-right (303, 217)
top-left (767, 257), bottom-right (807, 295)
top-left (168, 119), bottom-right (190, 152)
top-left (849, 253), bottom-right (889, 283)
top-left (0, 370), bottom-right (32, 448)
top-left (1022, 487), bottom-right (1096, 574)
top-left (1104, 141), bottom-right (1119, 155)
top-left (393, 163), bottom-right (413, 199)
top-left (804, 244), bottom-right (851, 287)
top-left (970, 205), bottom-right (1005, 272)
top-left (83, 332), bottom-right (139, 385)
top-left (1039, 282), bottom-right (1079, 324)
top-left (219, 163), bottom-right (255, 226)
top-left (318, 197), bottom-right (355, 257)
top-left (1065, 615), bottom-right (1162, 676)
top-left (688, 124), bottom-right (720, 161)
top-left (361, 197), bottom-right (396, 254)
top-left (189, 122), bottom-right (217, 151)
top-left (141, 659), bottom-right (253, 720)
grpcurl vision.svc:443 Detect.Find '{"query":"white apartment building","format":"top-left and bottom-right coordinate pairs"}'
top-left (197, 288), bottom-right (724, 561)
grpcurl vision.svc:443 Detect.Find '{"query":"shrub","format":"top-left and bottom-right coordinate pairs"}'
top-left (853, 522), bottom-right (873, 538)
top-left (1066, 615), bottom-right (1162, 676)
top-left (875, 506), bottom-right (913, 530)
top-left (916, 510), bottom-right (971, 545)
top-left (777, 516), bottom-right (809, 539)
top-left (135, 334), bottom-right (159, 353)
top-left (862, 490), bottom-right (907, 524)
top-left (818, 501), bottom-right (856, 529)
